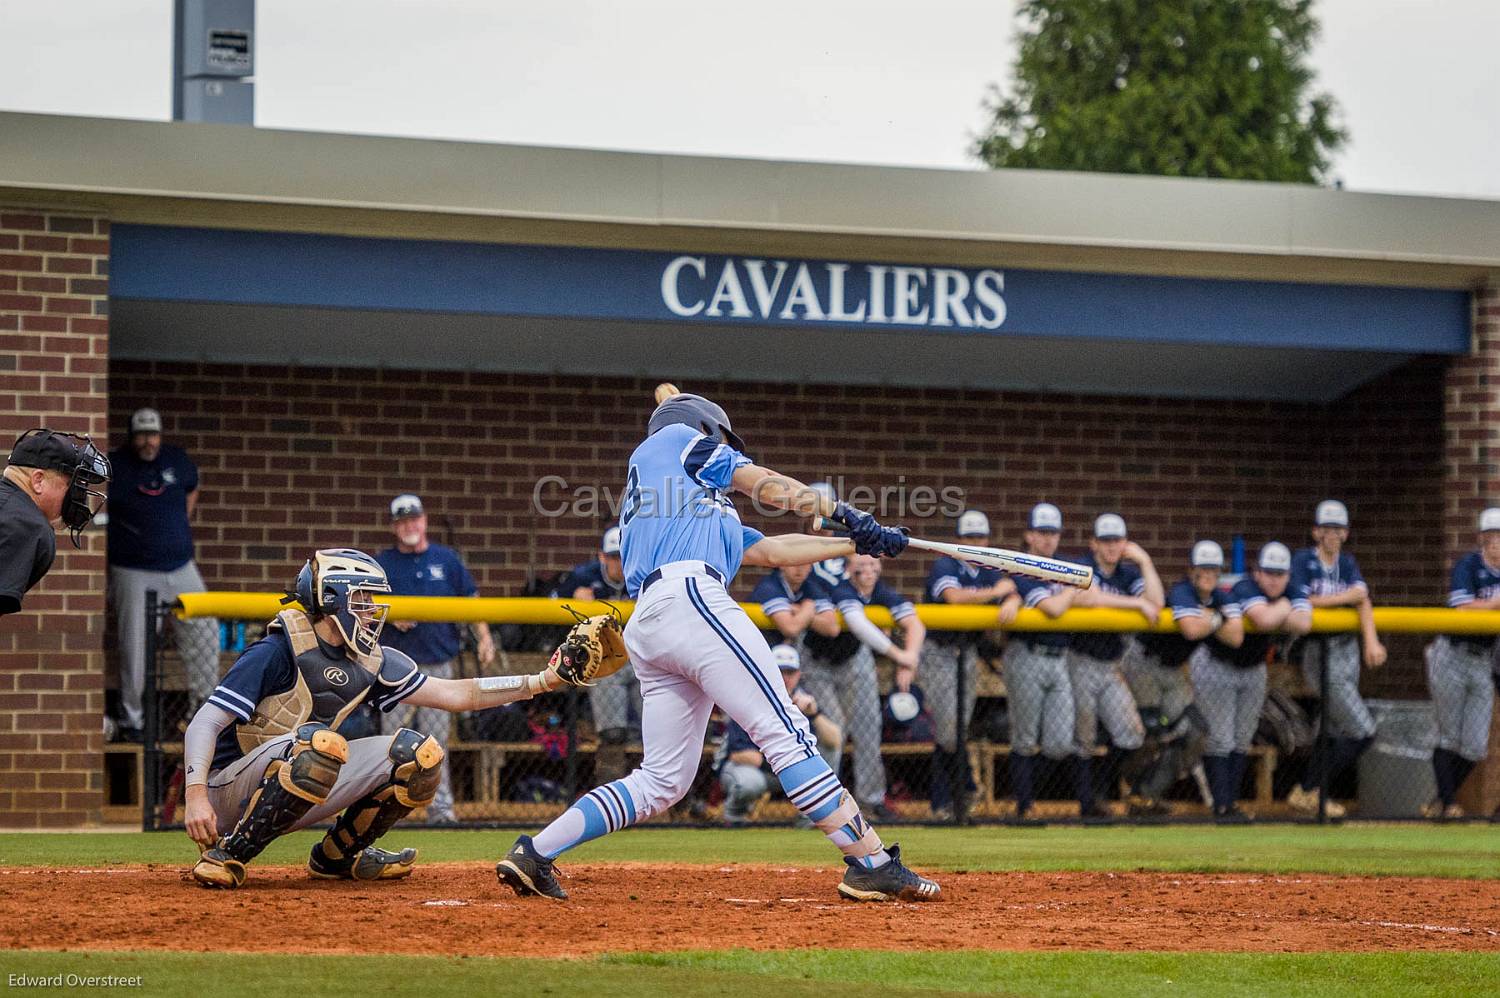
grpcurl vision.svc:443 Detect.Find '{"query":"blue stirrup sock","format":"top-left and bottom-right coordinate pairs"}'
top-left (779, 755), bottom-right (890, 868)
top-left (530, 780), bottom-right (638, 859)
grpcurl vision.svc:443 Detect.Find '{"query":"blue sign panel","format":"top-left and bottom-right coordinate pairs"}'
top-left (110, 224), bottom-right (1470, 353)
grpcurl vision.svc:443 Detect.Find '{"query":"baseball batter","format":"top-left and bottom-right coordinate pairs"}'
top-left (1191, 541), bottom-right (1311, 823)
top-left (496, 388), bottom-right (940, 902)
top-left (183, 549), bottom-right (570, 887)
top-left (1066, 514), bottom-right (1160, 820)
top-left (1000, 503), bottom-right (1081, 823)
top-left (920, 509), bottom-right (1015, 819)
top-left (1423, 507), bottom-right (1500, 819)
top-left (1286, 500), bottom-right (1385, 818)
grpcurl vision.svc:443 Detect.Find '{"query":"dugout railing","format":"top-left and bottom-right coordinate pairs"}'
top-left (134, 592), bottom-right (1500, 831)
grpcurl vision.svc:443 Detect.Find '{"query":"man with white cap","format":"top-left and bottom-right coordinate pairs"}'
top-left (1192, 541), bottom-right (1312, 823)
top-left (1420, 507), bottom-right (1500, 819)
top-left (920, 508), bottom-right (1017, 819)
top-left (1066, 513), bottom-right (1162, 820)
top-left (716, 643), bottom-right (842, 825)
top-left (107, 407), bottom-right (218, 742)
top-left (556, 526), bottom-right (635, 786)
top-left (1123, 540), bottom-right (1240, 814)
top-left (1286, 500), bottom-right (1384, 818)
top-left (376, 493), bottom-right (495, 823)
top-left (1000, 503), bottom-right (1082, 823)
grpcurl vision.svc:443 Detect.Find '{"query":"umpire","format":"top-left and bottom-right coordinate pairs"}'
top-left (1, 428), bottom-right (110, 615)
top-left (1422, 507), bottom-right (1500, 819)
top-left (376, 493), bottom-right (495, 824)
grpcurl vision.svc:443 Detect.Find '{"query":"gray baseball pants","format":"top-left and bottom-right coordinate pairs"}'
top-left (1427, 637), bottom-right (1496, 762)
top-left (1001, 643), bottom-right (1074, 758)
top-left (1068, 649), bottom-right (1146, 754)
top-left (1189, 647), bottom-right (1266, 755)
top-left (800, 645), bottom-right (884, 806)
top-left (111, 561), bottom-right (220, 730)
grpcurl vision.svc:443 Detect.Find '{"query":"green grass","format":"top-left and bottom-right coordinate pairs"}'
top-left (1, 823), bottom-right (1497, 878)
top-left (3, 950), bottom-right (1497, 998)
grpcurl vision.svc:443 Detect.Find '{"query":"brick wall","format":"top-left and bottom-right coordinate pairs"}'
top-left (106, 357), bottom-right (1447, 608)
top-left (0, 207), bottom-right (110, 828)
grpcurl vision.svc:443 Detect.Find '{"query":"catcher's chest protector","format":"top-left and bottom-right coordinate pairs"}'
top-left (236, 610), bottom-right (382, 754)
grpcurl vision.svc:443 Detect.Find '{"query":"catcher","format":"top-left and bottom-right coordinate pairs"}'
top-left (183, 548), bottom-right (616, 888)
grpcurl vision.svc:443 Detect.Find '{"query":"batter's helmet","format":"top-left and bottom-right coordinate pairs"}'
top-left (646, 393), bottom-right (747, 453)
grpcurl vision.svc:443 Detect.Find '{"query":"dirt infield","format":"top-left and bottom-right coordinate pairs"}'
top-left (3, 863), bottom-right (1497, 955)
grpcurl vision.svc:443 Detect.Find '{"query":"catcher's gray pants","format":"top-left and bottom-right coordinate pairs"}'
top-left (1001, 643), bottom-right (1074, 758)
top-left (590, 662), bottom-right (640, 735)
top-left (1122, 643), bottom-right (1195, 723)
top-left (111, 561), bottom-right (219, 730)
top-left (1189, 648), bottom-right (1266, 755)
top-left (382, 660), bottom-right (455, 820)
top-left (205, 731), bottom-right (407, 838)
top-left (1068, 650), bottom-right (1146, 754)
top-left (1300, 635), bottom-right (1376, 740)
top-left (1427, 637), bottom-right (1497, 762)
top-left (921, 642), bottom-right (979, 755)
top-left (800, 646), bottom-right (885, 806)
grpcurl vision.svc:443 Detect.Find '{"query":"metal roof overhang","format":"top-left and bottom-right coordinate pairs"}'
top-left (5, 112), bottom-right (1495, 400)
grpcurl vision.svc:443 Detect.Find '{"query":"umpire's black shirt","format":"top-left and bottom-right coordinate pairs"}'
top-left (0, 477), bottom-right (56, 615)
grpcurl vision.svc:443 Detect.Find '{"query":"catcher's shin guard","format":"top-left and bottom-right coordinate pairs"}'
top-left (193, 723), bottom-right (348, 888)
top-left (308, 728), bottom-right (442, 879)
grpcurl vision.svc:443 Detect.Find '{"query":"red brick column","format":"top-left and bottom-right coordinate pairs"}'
top-left (0, 207), bottom-right (110, 827)
top-left (1446, 284), bottom-right (1500, 815)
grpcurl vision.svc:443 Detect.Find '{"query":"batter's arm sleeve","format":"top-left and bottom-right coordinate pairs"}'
top-left (182, 702), bottom-right (236, 788)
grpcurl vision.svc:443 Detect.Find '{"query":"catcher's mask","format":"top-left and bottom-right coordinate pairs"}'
top-left (283, 549), bottom-right (392, 657)
top-left (646, 393), bottom-right (747, 453)
top-left (8, 428), bottom-right (111, 548)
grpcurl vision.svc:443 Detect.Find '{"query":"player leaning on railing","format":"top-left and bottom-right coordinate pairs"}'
top-left (181, 549), bottom-right (573, 888)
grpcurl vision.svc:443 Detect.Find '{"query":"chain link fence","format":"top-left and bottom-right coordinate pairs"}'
top-left (137, 593), bottom-right (1500, 830)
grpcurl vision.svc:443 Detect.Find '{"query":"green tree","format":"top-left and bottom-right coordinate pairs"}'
top-left (974, 0), bottom-right (1346, 183)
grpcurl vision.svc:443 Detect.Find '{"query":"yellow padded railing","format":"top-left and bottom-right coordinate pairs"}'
top-left (173, 593), bottom-right (1500, 635)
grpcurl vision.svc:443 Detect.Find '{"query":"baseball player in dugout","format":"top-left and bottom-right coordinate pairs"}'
top-left (999, 503), bottom-right (1081, 824)
top-left (555, 527), bottom-right (637, 785)
top-left (496, 383), bottom-right (940, 903)
top-left (920, 509), bottom-right (1015, 819)
top-left (1066, 514), bottom-right (1162, 820)
top-left (1122, 540), bottom-right (1236, 815)
top-left (183, 549), bottom-right (570, 888)
top-left (803, 552), bottom-right (924, 822)
top-left (0, 428), bottom-right (110, 616)
top-left (107, 407), bottom-right (220, 742)
top-left (1422, 507), bottom-right (1500, 820)
top-left (1192, 541), bottom-right (1312, 823)
top-left (375, 493), bottom-right (496, 824)
top-left (1286, 500), bottom-right (1386, 819)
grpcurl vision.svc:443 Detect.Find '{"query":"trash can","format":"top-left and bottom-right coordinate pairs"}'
top-left (1356, 699), bottom-right (1438, 818)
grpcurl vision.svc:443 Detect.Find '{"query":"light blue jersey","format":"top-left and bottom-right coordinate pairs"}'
top-left (620, 423), bottom-right (766, 595)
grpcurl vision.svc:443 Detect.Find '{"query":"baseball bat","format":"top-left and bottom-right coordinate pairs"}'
top-left (813, 515), bottom-right (1094, 589)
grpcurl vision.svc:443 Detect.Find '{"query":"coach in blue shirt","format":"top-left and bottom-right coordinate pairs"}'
top-left (376, 493), bottom-right (495, 823)
top-left (107, 407), bottom-right (218, 742)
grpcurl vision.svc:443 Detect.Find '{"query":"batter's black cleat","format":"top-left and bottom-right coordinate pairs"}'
top-left (308, 845), bottom-right (418, 881)
top-left (837, 845), bottom-right (942, 903)
top-left (496, 835), bottom-right (567, 900)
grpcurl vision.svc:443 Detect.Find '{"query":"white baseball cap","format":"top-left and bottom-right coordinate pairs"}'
top-left (771, 644), bottom-right (801, 672)
top-left (1315, 499), bottom-right (1349, 527)
top-left (887, 691), bottom-right (920, 724)
top-left (1480, 508), bottom-right (1500, 533)
top-left (1258, 541), bottom-right (1293, 573)
top-left (601, 526), bottom-right (622, 555)
top-left (1094, 513), bottom-right (1127, 540)
top-left (1029, 502), bottom-right (1063, 531)
top-left (1190, 540), bottom-right (1225, 568)
top-left (130, 407), bottom-right (162, 434)
top-left (957, 509), bottom-right (990, 537)
top-left (390, 493), bottom-right (424, 520)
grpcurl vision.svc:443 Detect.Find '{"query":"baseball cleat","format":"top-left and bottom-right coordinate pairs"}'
top-left (308, 845), bottom-right (418, 881)
top-left (496, 835), bottom-right (567, 900)
top-left (1288, 785), bottom-right (1345, 819)
top-left (1213, 805), bottom-right (1254, 825)
top-left (837, 844), bottom-right (942, 903)
top-left (191, 847), bottom-right (247, 889)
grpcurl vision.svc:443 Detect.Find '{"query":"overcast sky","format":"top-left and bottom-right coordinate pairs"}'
top-left (2, 0), bottom-right (1496, 200)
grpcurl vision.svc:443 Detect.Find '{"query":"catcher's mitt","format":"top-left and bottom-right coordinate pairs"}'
top-left (550, 605), bottom-right (628, 687)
